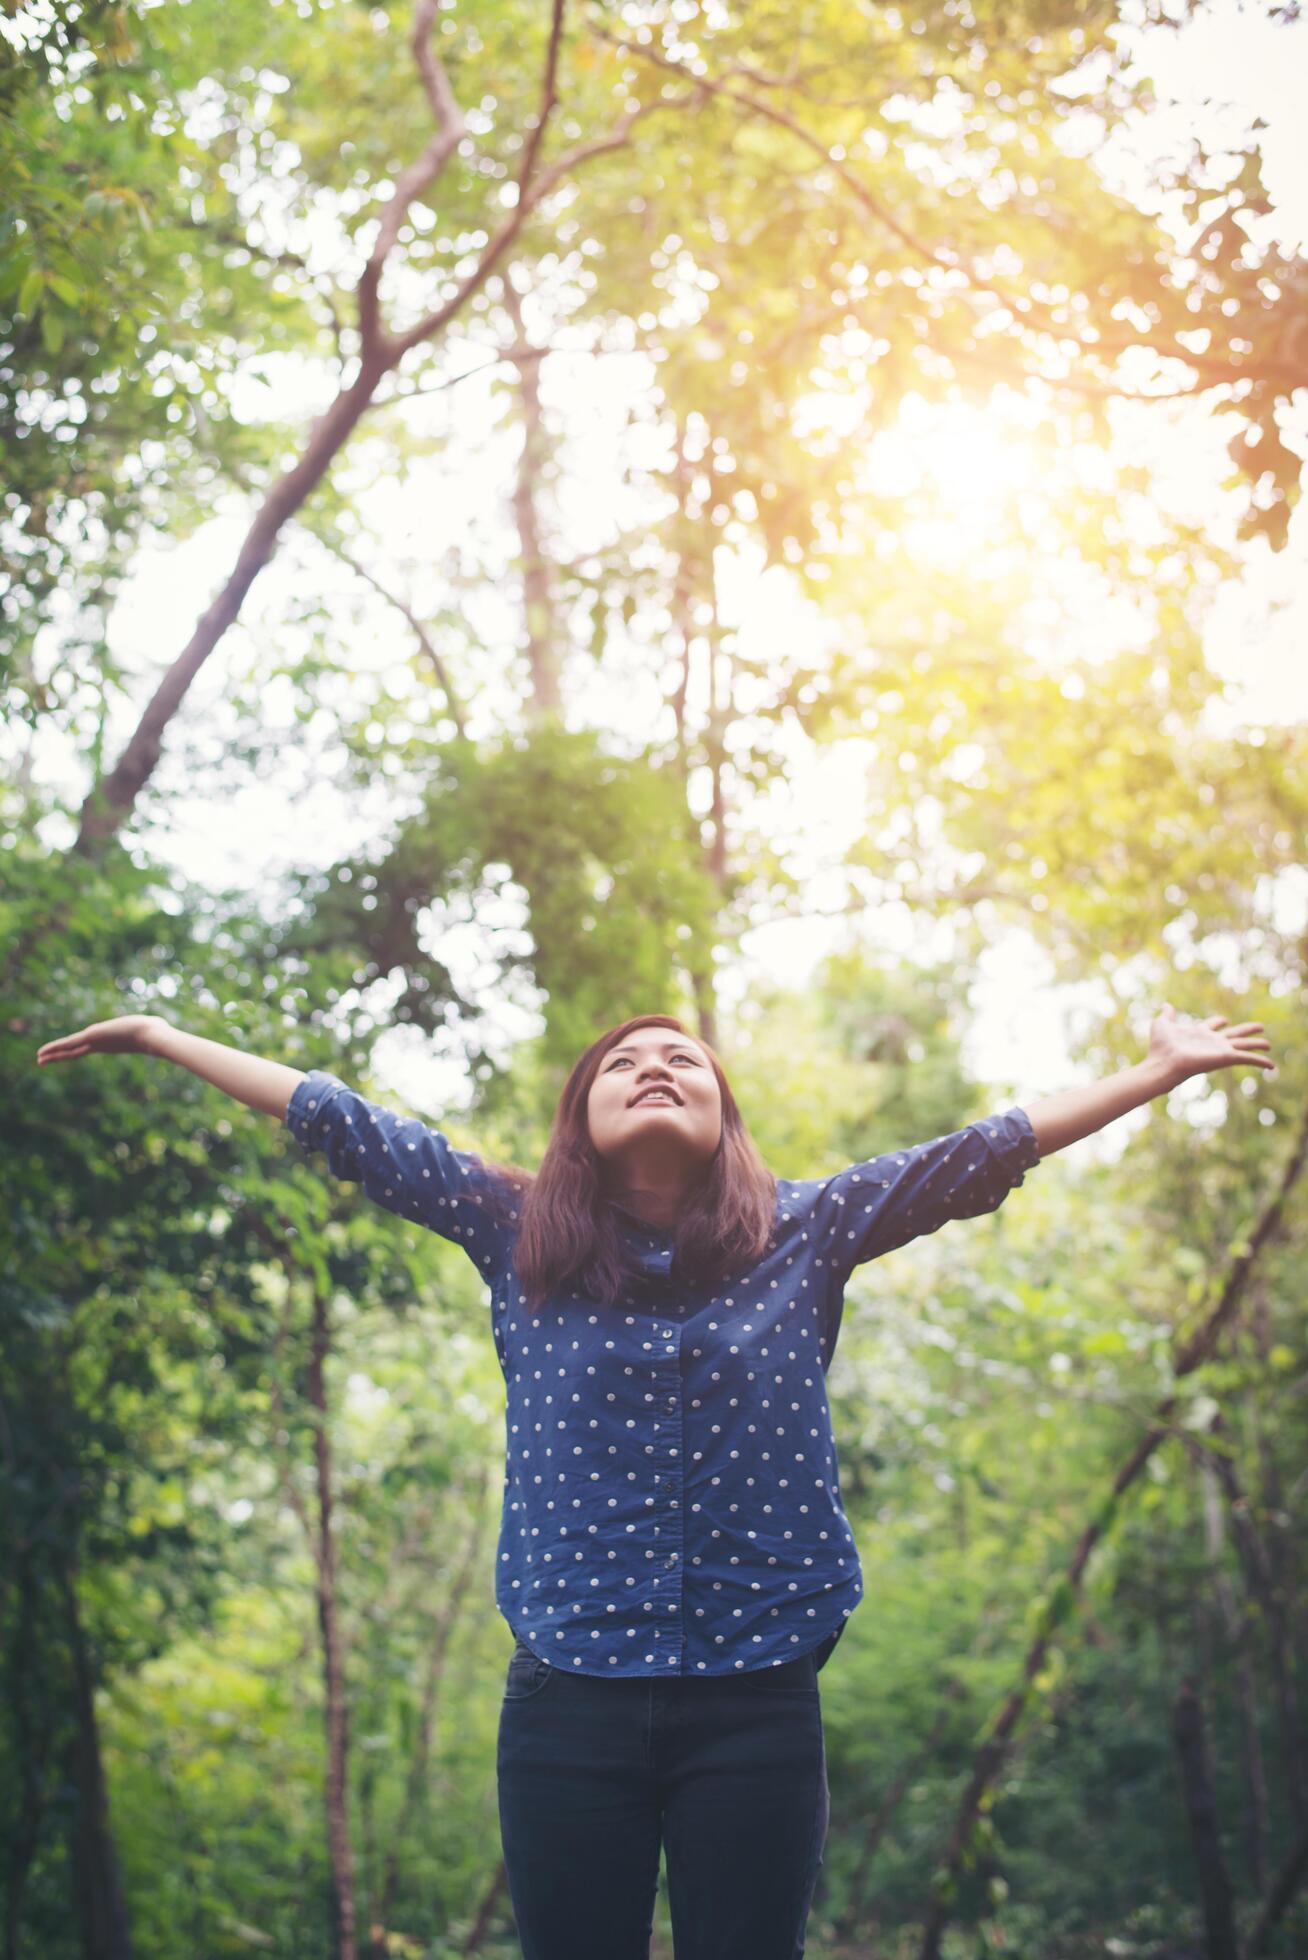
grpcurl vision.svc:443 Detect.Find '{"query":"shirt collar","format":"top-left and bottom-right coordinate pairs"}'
top-left (607, 1197), bottom-right (674, 1236)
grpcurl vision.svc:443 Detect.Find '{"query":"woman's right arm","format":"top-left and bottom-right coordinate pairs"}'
top-left (36, 1014), bottom-right (303, 1120)
top-left (36, 1015), bottom-right (516, 1279)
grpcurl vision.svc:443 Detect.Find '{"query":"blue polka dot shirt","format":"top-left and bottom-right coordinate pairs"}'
top-left (285, 1069), bottom-right (1040, 1678)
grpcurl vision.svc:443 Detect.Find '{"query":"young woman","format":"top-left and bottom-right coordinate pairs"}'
top-left (36, 1002), bottom-right (1273, 1959)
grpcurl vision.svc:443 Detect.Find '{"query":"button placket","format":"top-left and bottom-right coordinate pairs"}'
top-left (648, 1308), bottom-right (685, 1665)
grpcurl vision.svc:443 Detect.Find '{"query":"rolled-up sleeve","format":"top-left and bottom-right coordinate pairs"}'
top-left (807, 1105), bottom-right (1040, 1280)
top-left (285, 1068), bottom-right (516, 1282)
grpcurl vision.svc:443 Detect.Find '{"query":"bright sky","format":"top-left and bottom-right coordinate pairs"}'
top-left (23, 0), bottom-right (1306, 1157)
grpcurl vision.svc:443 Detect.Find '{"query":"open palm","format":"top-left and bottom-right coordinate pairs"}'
top-left (1148, 1003), bottom-right (1274, 1084)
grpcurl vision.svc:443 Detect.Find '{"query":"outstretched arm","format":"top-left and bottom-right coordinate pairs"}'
top-left (36, 1020), bottom-right (516, 1279)
top-left (36, 1014), bottom-right (303, 1120)
top-left (1021, 1005), bottom-right (1275, 1159)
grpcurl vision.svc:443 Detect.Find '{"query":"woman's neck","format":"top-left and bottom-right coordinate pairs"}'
top-left (608, 1184), bottom-right (683, 1230)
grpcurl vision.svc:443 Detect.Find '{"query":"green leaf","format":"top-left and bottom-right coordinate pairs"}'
top-left (17, 265), bottom-right (45, 318)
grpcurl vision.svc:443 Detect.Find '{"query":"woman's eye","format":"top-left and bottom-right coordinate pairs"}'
top-left (609, 1053), bottom-right (697, 1069)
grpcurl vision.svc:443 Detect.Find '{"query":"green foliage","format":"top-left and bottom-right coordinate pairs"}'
top-left (278, 720), bottom-right (722, 1110)
top-left (1, 0), bottom-right (324, 719)
top-left (3, 0), bottom-right (1306, 1953)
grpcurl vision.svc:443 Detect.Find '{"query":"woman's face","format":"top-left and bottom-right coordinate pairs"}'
top-left (586, 1028), bottom-right (723, 1169)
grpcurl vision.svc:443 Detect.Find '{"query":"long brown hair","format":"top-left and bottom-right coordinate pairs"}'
top-left (498, 1013), bottom-right (777, 1313)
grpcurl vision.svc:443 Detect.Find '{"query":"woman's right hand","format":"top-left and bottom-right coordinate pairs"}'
top-left (36, 1014), bottom-right (163, 1066)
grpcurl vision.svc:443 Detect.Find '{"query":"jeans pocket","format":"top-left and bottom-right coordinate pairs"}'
top-left (503, 1641), bottom-right (554, 1701)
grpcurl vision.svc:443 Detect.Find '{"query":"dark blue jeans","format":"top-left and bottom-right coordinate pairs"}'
top-left (496, 1637), bottom-right (834, 1959)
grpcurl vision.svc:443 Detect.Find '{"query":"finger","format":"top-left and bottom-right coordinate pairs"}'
top-left (1204, 1016), bottom-right (1228, 1030)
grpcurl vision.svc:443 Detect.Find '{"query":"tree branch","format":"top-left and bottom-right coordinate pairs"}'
top-left (386, 0), bottom-right (565, 357)
top-left (591, 26), bottom-right (1063, 335)
top-left (373, 336), bottom-right (603, 405)
top-left (390, 92), bottom-right (677, 359)
top-left (61, 6), bottom-right (704, 860)
top-left (303, 524), bottom-right (468, 737)
top-left (357, 0), bottom-right (470, 360)
top-left (512, 0), bottom-right (567, 206)
top-left (594, 26), bottom-right (1304, 399)
top-left (1247, 1816), bottom-right (1308, 1957)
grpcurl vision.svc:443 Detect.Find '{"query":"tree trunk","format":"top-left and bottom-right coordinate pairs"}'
top-left (1206, 1411), bottom-right (1306, 1833)
top-left (358, 1758), bottom-right (379, 1960)
top-left (703, 595), bottom-right (732, 897)
top-left (1200, 1448), bottom-right (1269, 1888)
top-left (667, 419), bottom-right (695, 776)
top-left (370, 1472), bottom-right (491, 1956)
top-left (503, 278), bottom-right (561, 718)
top-left (306, 1281), bottom-right (358, 1960)
top-left (1172, 1677), bottom-right (1240, 1960)
top-left (690, 966), bottom-right (718, 1053)
top-left (59, 1567), bottom-right (134, 1960)
top-left (667, 416), bottom-right (721, 1051)
top-left (4, 1557), bottom-right (54, 1960)
top-left (74, 359), bottom-right (386, 855)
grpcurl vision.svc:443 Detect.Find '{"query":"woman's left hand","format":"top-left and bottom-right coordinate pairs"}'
top-left (1148, 1003), bottom-right (1276, 1086)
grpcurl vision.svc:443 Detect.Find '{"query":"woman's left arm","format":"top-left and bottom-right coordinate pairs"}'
top-left (1021, 1005), bottom-right (1276, 1159)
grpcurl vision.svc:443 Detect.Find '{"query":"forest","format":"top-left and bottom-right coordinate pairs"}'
top-left (2, 0), bottom-right (1306, 1955)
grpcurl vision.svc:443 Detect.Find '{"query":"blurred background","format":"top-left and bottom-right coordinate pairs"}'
top-left (2, 0), bottom-right (1305, 1953)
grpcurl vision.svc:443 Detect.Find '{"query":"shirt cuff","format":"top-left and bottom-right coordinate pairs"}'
top-left (972, 1104), bottom-right (1041, 1185)
top-left (285, 1068), bottom-right (346, 1148)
